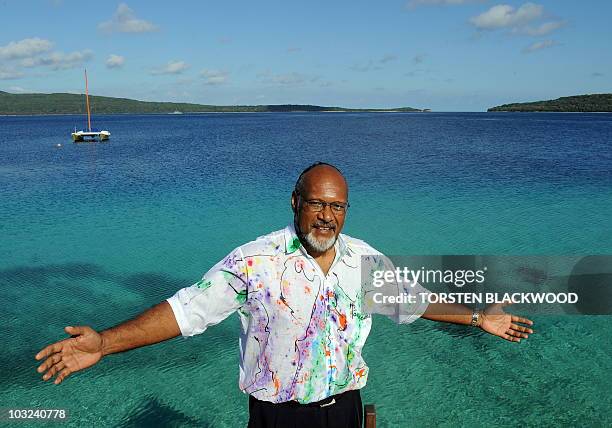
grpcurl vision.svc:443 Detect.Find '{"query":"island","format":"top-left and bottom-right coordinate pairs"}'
top-left (0, 91), bottom-right (426, 115)
top-left (488, 94), bottom-right (612, 112)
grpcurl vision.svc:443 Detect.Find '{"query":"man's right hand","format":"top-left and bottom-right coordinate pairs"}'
top-left (35, 325), bottom-right (104, 385)
top-left (34, 302), bottom-right (181, 385)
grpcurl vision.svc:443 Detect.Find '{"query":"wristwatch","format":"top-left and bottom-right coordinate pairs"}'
top-left (471, 309), bottom-right (481, 327)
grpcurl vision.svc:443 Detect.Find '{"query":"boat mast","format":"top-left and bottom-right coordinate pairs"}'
top-left (85, 69), bottom-right (91, 132)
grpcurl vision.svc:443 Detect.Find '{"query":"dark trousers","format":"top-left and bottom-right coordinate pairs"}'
top-left (247, 390), bottom-right (363, 428)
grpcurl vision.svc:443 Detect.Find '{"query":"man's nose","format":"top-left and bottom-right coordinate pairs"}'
top-left (317, 205), bottom-right (334, 222)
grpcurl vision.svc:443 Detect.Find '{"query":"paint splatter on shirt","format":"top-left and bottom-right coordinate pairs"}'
top-left (167, 225), bottom-right (430, 404)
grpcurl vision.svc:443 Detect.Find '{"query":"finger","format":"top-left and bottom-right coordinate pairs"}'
top-left (507, 329), bottom-right (529, 339)
top-left (43, 361), bottom-right (66, 381)
top-left (506, 329), bottom-right (522, 338)
top-left (65, 326), bottom-right (87, 336)
top-left (37, 353), bottom-right (62, 373)
top-left (54, 367), bottom-right (72, 385)
top-left (511, 315), bottom-right (533, 326)
top-left (510, 323), bottom-right (534, 334)
top-left (501, 333), bottom-right (521, 343)
top-left (35, 342), bottom-right (64, 361)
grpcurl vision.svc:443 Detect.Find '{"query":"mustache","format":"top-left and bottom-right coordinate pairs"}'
top-left (312, 222), bottom-right (336, 229)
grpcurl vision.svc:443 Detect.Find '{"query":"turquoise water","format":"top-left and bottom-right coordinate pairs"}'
top-left (1, 112), bottom-right (611, 426)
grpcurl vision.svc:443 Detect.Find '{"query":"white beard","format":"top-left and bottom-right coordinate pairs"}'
top-left (303, 230), bottom-right (336, 252)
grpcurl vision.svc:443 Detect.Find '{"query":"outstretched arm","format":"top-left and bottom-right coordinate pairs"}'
top-left (35, 301), bottom-right (180, 384)
top-left (422, 301), bottom-right (534, 342)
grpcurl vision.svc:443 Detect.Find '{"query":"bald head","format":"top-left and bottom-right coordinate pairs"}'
top-left (294, 163), bottom-right (348, 200)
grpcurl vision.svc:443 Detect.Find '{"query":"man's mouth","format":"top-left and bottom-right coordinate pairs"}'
top-left (313, 224), bottom-right (335, 232)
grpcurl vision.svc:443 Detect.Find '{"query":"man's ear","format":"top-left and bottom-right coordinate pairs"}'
top-left (291, 191), bottom-right (297, 214)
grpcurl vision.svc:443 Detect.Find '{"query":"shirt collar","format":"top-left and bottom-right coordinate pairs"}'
top-left (284, 223), bottom-right (348, 258)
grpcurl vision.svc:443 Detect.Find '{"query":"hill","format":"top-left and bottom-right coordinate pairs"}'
top-left (488, 94), bottom-right (612, 112)
top-left (0, 91), bottom-right (424, 115)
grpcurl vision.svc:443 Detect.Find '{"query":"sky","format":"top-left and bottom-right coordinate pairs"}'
top-left (0, 0), bottom-right (610, 111)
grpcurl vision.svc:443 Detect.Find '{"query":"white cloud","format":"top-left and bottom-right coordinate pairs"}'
top-left (404, 67), bottom-right (433, 77)
top-left (0, 37), bottom-right (53, 60)
top-left (350, 55), bottom-right (397, 71)
top-left (150, 61), bottom-right (189, 75)
top-left (522, 39), bottom-right (556, 53)
top-left (518, 20), bottom-right (566, 36)
top-left (350, 60), bottom-right (382, 72)
top-left (379, 54), bottom-right (397, 64)
top-left (200, 69), bottom-right (229, 85)
top-left (20, 49), bottom-right (93, 70)
top-left (257, 71), bottom-right (319, 85)
top-left (7, 86), bottom-right (30, 92)
top-left (0, 38), bottom-right (94, 74)
top-left (273, 72), bottom-right (309, 85)
top-left (106, 54), bottom-right (125, 68)
top-left (0, 66), bottom-right (25, 80)
top-left (470, 3), bottom-right (543, 30)
top-left (98, 3), bottom-right (158, 33)
top-left (407, 0), bottom-right (483, 9)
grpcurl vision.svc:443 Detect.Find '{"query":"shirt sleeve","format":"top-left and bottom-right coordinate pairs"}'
top-left (362, 252), bottom-right (431, 324)
top-left (166, 247), bottom-right (248, 337)
top-left (396, 278), bottom-right (431, 324)
top-left (385, 254), bottom-right (431, 324)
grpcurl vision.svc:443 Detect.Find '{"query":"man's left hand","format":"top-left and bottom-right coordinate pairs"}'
top-left (480, 303), bottom-right (534, 342)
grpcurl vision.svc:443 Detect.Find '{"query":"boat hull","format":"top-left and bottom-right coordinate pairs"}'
top-left (72, 130), bottom-right (111, 142)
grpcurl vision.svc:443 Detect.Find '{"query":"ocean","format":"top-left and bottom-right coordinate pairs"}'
top-left (1, 112), bottom-right (611, 427)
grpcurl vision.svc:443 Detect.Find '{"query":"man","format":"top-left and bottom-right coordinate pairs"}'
top-left (35, 162), bottom-right (534, 427)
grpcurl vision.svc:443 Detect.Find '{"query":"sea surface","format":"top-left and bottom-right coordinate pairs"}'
top-left (1, 112), bottom-right (611, 427)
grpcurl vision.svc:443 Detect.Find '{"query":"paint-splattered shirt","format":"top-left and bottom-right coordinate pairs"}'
top-left (167, 225), bottom-right (430, 404)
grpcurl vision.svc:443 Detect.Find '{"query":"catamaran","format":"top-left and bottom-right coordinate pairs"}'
top-left (71, 69), bottom-right (110, 142)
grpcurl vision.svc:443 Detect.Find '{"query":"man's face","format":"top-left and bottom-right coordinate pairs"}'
top-left (291, 166), bottom-right (349, 254)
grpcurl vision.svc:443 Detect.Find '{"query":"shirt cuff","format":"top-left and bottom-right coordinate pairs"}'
top-left (397, 290), bottom-right (430, 324)
top-left (166, 296), bottom-right (193, 337)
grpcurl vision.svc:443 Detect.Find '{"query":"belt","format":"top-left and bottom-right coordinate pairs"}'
top-left (250, 389), bottom-right (359, 408)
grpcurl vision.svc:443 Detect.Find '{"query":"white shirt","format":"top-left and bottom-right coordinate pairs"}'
top-left (167, 224), bottom-right (430, 404)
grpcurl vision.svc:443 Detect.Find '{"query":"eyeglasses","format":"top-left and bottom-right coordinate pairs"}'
top-left (300, 199), bottom-right (350, 214)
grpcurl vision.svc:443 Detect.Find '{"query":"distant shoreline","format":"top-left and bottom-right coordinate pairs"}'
top-left (0, 110), bottom-right (430, 117)
top-left (487, 110), bottom-right (612, 114)
top-left (4, 111), bottom-right (612, 118)
top-left (0, 91), bottom-right (427, 115)
top-left (488, 94), bottom-right (612, 112)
